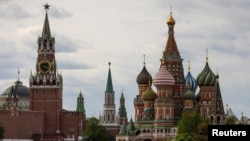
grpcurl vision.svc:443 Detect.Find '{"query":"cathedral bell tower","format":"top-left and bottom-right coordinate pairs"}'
top-left (29, 4), bottom-right (63, 134)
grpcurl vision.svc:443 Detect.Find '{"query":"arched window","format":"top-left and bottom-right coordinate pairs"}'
top-left (210, 116), bottom-right (214, 124)
top-left (217, 116), bottom-right (221, 124)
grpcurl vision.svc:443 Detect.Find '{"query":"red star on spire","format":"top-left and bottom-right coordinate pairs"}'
top-left (44, 3), bottom-right (50, 10)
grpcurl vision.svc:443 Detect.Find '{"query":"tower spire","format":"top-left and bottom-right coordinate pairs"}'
top-left (105, 62), bottom-right (114, 92)
top-left (42, 3), bottom-right (52, 40)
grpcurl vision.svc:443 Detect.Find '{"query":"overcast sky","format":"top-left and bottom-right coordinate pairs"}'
top-left (0, 0), bottom-right (249, 119)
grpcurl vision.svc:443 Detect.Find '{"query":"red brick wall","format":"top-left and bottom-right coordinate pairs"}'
top-left (0, 110), bottom-right (44, 139)
top-left (61, 111), bottom-right (86, 140)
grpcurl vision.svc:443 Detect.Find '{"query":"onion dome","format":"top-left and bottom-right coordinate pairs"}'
top-left (136, 55), bottom-right (152, 85)
top-left (167, 6), bottom-right (175, 25)
top-left (141, 83), bottom-right (157, 101)
top-left (196, 51), bottom-right (216, 86)
top-left (183, 86), bottom-right (195, 100)
top-left (185, 61), bottom-right (197, 91)
top-left (153, 59), bottom-right (175, 86)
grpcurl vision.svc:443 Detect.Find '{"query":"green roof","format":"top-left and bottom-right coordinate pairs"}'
top-left (105, 62), bottom-right (114, 93)
top-left (76, 91), bottom-right (85, 112)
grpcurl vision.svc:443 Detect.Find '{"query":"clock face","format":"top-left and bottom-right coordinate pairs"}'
top-left (39, 60), bottom-right (51, 73)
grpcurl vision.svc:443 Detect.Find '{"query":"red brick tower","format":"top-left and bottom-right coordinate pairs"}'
top-left (163, 7), bottom-right (185, 119)
top-left (29, 3), bottom-right (63, 134)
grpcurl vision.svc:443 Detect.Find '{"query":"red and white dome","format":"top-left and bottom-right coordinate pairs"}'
top-left (153, 60), bottom-right (175, 86)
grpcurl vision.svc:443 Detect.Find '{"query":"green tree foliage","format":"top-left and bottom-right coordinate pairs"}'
top-left (83, 117), bottom-right (109, 141)
top-left (193, 117), bottom-right (210, 141)
top-left (226, 116), bottom-right (236, 125)
top-left (177, 112), bottom-right (202, 136)
top-left (175, 133), bottom-right (193, 141)
top-left (176, 112), bottom-right (210, 141)
top-left (0, 123), bottom-right (4, 139)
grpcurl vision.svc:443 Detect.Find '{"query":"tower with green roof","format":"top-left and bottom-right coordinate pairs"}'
top-left (118, 90), bottom-right (128, 125)
top-left (101, 62), bottom-right (116, 124)
top-left (100, 62), bottom-right (120, 141)
top-left (76, 90), bottom-right (85, 113)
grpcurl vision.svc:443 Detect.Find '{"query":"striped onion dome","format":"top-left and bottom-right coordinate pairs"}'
top-left (196, 61), bottom-right (216, 86)
top-left (185, 61), bottom-right (197, 91)
top-left (185, 71), bottom-right (197, 91)
top-left (153, 59), bottom-right (175, 86)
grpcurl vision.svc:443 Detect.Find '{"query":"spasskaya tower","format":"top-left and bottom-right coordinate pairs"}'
top-left (29, 3), bottom-right (63, 134)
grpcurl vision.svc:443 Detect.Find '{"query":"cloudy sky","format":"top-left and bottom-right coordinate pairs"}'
top-left (0, 0), bottom-right (249, 119)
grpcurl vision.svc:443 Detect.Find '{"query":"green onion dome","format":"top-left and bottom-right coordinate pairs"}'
top-left (141, 84), bottom-right (157, 101)
top-left (196, 61), bottom-right (216, 86)
top-left (183, 87), bottom-right (195, 100)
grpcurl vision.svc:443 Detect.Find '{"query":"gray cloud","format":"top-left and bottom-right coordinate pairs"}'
top-left (0, 3), bottom-right (31, 20)
top-left (49, 6), bottom-right (73, 19)
top-left (55, 35), bottom-right (92, 53)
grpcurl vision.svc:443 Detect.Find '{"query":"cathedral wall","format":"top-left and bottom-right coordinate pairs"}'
top-left (0, 110), bottom-right (44, 139)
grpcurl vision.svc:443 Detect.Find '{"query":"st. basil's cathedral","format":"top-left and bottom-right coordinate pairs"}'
top-left (115, 8), bottom-right (226, 141)
top-left (0, 4), bottom-right (228, 141)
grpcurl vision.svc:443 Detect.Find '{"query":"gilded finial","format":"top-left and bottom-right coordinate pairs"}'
top-left (167, 5), bottom-right (175, 25)
top-left (206, 49), bottom-right (208, 62)
top-left (148, 75), bottom-right (151, 85)
top-left (188, 60), bottom-right (190, 72)
top-left (161, 52), bottom-right (165, 66)
top-left (143, 54), bottom-right (146, 66)
top-left (170, 5), bottom-right (172, 15)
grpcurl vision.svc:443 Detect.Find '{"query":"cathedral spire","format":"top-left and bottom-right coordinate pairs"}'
top-left (105, 62), bottom-right (114, 92)
top-left (42, 3), bottom-right (52, 40)
top-left (164, 6), bottom-right (181, 61)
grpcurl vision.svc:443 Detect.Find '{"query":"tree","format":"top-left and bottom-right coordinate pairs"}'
top-left (176, 112), bottom-right (210, 141)
top-left (177, 112), bottom-right (202, 136)
top-left (175, 133), bottom-right (193, 141)
top-left (193, 117), bottom-right (210, 141)
top-left (83, 117), bottom-right (109, 141)
top-left (226, 116), bottom-right (236, 125)
top-left (0, 123), bottom-right (4, 139)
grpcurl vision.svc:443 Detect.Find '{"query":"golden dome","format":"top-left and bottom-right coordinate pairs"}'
top-left (167, 12), bottom-right (175, 25)
top-left (167, 6), bottom-right (175, 25)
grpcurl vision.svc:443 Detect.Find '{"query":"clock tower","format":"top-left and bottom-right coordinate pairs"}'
top-left (29, 3), bottom-right (63, 134)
